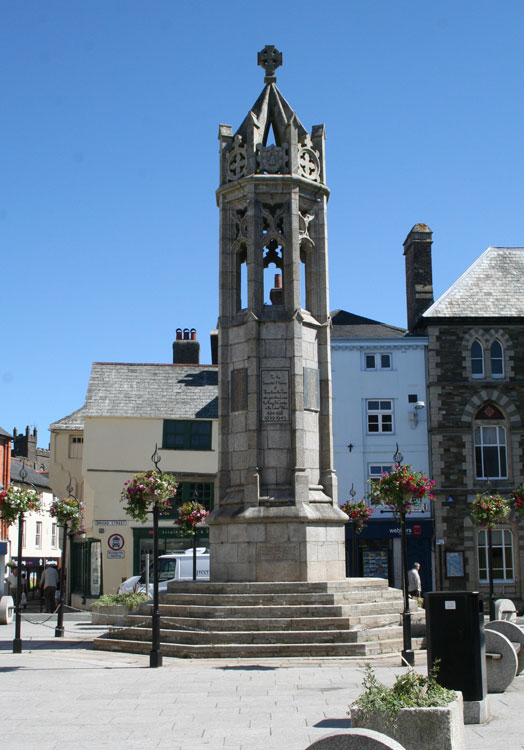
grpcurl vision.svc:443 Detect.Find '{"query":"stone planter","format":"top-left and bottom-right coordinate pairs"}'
top-left (91, 604), bottom-right (135, 625)
top-left (351, 693), bottom-right (464, 750)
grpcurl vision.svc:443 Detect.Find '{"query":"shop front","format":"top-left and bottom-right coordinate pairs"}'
top-left (346, 518), bottom-right (434, 594)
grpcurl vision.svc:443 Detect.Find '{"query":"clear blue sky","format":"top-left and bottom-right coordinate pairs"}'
top-left (2, 1), bottom-right (524, 448)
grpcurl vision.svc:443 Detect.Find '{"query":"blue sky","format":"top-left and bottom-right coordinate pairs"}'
top-left (2, 1), bottom-right (524, 447)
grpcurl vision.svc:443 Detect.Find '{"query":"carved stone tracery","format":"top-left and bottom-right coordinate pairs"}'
top-left (256, 143), bottom-right (288, 174)
top-left (227, 135), bottom-right (247, 182)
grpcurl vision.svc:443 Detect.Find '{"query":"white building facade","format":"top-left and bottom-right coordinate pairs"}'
top-left (330, 310), bottom-right (433, 592)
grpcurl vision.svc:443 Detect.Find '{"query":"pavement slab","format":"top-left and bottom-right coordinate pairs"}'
top-left (1, 616), bottom-right (524, 749)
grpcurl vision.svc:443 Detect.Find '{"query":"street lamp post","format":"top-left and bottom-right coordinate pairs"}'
top-left (348, 484), bottom-right (358, 576)
top-left (54, 520), bottom-right (69, 637)
top-left (13, 507), bottom-right (24, 654)
top-left (150, 445), bottom-right (163, 668)
top-left (13, 461), bottom-right (32, 654)
top-left (191, 489), bottom-right (199, 581)
top-left (394, 443), bottom-right (414, 667)
top-left (487, 526), bottom-right (496, 621)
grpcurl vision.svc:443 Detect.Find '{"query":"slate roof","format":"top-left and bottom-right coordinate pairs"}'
top-left (10, 458), bottom-right (50, 490)
top-left (83, 363), bottom-right (218, 420)
top-left (331, 309), bottom-right (407, 340)
top-left (424, 247), bottom-right (524, 318)
top-left (50, 407), bottom-right (87, 432)
top-left (0, 426), bottom-right (13, 439)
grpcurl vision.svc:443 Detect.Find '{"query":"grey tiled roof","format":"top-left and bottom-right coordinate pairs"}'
top-left (50, 407), bottom-right (87, 432)
top-left (424, 247), bottom-right (524, 318)
top-left (331, 309), bottom-right (407, 339)
top-left (0, 426), bottom-right (13, 439)
top-left (83, 363), bottom-right (218, 420)
top-left (11, 458), bottom-right (50, 490)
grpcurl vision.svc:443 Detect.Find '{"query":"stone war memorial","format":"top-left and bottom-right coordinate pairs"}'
top-left (94, 48), bottom-right (412, 658)
top-left (207, 45), bottom-right (347, 582)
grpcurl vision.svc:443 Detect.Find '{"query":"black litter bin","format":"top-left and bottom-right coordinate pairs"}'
top-left (425, 590), bottom-right (486, 702)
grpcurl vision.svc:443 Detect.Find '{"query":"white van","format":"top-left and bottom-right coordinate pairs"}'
top-left (118, 549), bottom-right (210, 595)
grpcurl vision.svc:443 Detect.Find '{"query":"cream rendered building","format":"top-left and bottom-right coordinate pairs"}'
top-left (49, 339), bottom-right (218, 606)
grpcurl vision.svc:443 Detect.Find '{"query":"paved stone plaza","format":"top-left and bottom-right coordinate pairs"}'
top-left (1, 615), bottom-right (523, 749)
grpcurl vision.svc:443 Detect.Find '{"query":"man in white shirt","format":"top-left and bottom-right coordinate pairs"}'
top-left (41, 563), bottom-right (59, 612)
top-left (408, 562), bottom-right (421, 598)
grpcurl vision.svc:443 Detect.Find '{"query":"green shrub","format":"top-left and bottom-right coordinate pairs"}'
top-left (351, 663), bottom-right (456, 728)
top-left (92, 592), bottom-right (149, 610)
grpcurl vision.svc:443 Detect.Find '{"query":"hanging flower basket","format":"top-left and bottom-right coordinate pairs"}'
top-left (367, 464), bottom-right (435, 517)
top-left (471, 492), bottom-right (510, 529)
top-left (509, 483), bottom-right (524, 521)
top-left (50, 496), bottom-right (85, 533)
top-left (339, 499), bottom-right (373, 534)
top-left (0, 485), bottom-right (43, 526)
top-left (121, 470), bottom-right (178, 522)
top-left (175, 501), bottom-right (209, 536)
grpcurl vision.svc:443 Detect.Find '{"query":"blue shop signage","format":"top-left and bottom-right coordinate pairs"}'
top-left (357, 519), bottom-right (433, 540)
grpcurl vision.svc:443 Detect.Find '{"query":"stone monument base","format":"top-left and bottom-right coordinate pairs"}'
top-left (208, 504), bottom-right (346, 582)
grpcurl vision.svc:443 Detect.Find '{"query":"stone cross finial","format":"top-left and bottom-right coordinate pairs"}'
top-left (258, 45), bottom-right (282, 83)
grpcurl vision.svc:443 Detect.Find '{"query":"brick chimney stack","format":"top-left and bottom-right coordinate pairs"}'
top-left (403, 223), bottom-right (434, 331)
top-left (172, 328), bottom-right (200, 365)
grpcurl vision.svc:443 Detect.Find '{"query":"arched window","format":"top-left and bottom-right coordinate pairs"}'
top-left (478, 529), bottom-right (514, 582)
top-left (471, 340), bottom-right (484, 378)
top-left (474, 404), bottom-right (507, 479)
top-left (490, 340), bottom-right (504, 378)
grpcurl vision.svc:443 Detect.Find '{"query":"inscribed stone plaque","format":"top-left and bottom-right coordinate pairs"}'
top-left (261, 369), bottom-right (289, 422)
top-left (231, 368), bottom-right (247, 412)
top-left (304, 367), bottom-right (320, 411)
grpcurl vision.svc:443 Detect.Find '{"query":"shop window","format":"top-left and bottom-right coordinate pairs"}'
top-left (478, 529), bottom-right (514, 582)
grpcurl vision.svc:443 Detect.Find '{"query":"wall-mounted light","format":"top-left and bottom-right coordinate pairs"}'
top-left (409, 400), bottom-right (426, 428)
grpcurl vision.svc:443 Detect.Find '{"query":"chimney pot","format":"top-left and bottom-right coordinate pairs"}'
top-left (176, 328), bottom-right (182, 340)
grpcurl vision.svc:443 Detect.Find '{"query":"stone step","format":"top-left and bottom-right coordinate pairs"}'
top-left (94, 636), bottom-right (405, 658)
top-left (165, 579), bottom-right (391, 595)
top-left (123, 611), bottom-right (402, 632)
top-left (106, 626), bottom-right (366, 645)
top-left (141, 600), bottom-right (404, 619)
top-left (157, 591), bottom-right (403, 607)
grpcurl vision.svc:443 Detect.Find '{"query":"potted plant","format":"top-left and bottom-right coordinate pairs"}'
top-left (0, 485), bottom-right (42, 525)
top-left (470, 492), bottom-right (509, 528)
top-left (367, 464), bottom-right (435, 516)
top-left (121, 470), bottom-right (178, 521)
top-left (509, 483), bottom-right (524, 520)
top-left (174, 500), bottom-right (209, 536)
top-left (350, 663), bottom-right (464, 750)
top-left (49, 496), bottom-right (85, 533)
top-left (339, 499), bottom-right (373, 533)
top-left (91, 591), bottom-right (150, 625)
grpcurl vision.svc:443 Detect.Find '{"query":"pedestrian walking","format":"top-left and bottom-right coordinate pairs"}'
top-left (408, 561), bottom-right (421, 598)
top-left (40, 563), bottom-right (59, 612)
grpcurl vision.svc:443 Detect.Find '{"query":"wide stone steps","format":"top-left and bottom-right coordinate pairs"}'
top-left (93, 579), bottom-right (424, 659)
top-left (123, 611), bottom-right (402, 632)
top-left (94, 636), bottom-right (408, 658)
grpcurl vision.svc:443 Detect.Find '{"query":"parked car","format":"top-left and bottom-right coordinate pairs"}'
top-left (118, 549), bottom-right (210, 595)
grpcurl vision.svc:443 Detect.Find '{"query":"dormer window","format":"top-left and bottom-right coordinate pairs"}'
top-left (471, 340), bottom-right (484, 378)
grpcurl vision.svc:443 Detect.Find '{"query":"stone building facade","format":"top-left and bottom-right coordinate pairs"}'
top-left (406, 224), bottom-right (524, 607)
